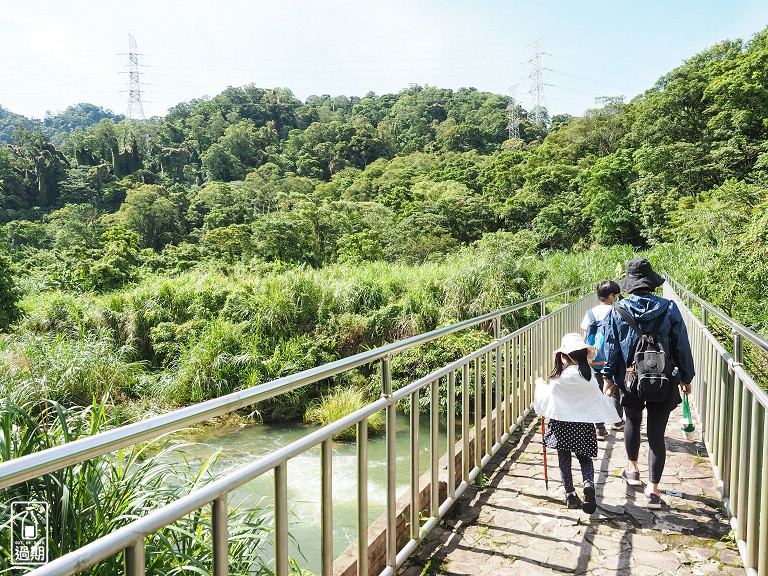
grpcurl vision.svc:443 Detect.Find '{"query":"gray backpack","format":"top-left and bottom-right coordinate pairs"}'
top-left (615, 303), bottom-right (678, 404)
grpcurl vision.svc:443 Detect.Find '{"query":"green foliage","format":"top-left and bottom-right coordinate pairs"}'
top-left (118, 184), bottom-right (184, 250)
top-left (0, 396), bottom-right (277, 575)
top-left (580, 150), bottom-right (641, 245)
top-left (387, 330), bottom-right (493, 418)
top-left (0, 333), bottom-right (145, 406)
top-left (304, 387), bottom-right (384, 440)
top-left (155, 320), bottom-right (258, 405)
top-left (0, 253), bottom-right (21, 330)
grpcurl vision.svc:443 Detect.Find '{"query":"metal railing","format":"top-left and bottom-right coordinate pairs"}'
top-left (2, 284), bottom-right (594, 576)
top-left (664, 277), bottom-right (768, 576)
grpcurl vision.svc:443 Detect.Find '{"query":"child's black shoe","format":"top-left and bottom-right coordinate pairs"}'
top-left (565, 492), bottom-right (582, 509)
top-left (582, 481), bottom-right (597, 514)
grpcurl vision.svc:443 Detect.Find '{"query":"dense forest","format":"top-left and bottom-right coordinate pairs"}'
top-left (1, 27), bottom-right (767, 423)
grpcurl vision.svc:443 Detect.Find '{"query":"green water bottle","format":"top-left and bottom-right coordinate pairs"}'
top-left (681, 394), bottom-right (695, 434)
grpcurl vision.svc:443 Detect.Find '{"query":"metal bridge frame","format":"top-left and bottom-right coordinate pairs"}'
top-left (665, 277), bottom-right (768, 576)
top-left (2, 278), bottom-right (765, 576)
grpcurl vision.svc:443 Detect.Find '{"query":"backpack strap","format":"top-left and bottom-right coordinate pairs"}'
top-left (615, 301), bottom-right (671, 337)
top-left (587, 308), bottom-right (596, 324)
top-left (614, 305), bottom-right (644, 336)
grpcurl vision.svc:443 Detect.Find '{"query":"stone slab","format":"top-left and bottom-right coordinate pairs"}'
top-left (399, 413), bottom-right (743, 576)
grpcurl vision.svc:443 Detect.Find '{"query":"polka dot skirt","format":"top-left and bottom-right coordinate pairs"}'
top-left (543, 419), bottom-right (597, 458)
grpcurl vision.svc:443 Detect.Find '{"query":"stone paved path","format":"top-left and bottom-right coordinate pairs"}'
top-left (402, 410), bottom-right (745, 576)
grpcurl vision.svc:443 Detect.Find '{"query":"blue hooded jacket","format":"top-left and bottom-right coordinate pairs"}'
top-left (602, 293), bottom-right (695, 408)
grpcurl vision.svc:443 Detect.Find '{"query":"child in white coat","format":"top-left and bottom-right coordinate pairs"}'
top-left (534, 333), bottom-right (621, 512)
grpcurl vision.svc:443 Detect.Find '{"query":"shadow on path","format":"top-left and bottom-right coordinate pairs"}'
top-left (401, 410), bottom-right (744, 576)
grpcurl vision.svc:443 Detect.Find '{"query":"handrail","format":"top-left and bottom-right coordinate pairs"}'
top-left (0, 283), bottom-right (590, 490)
top-left (665, 274), bottom-right (768, 353)
top-left (32, 325), bottom-right (544, 576)
top-left (20, 285), bottom-right (595, 576)
top-left (663, 280), bottom-right (768, 576)
top-left (29, 395), bottom-right (393, 576)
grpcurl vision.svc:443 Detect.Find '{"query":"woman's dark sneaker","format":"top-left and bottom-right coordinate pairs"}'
top-left (621, 468), bottom-right (643, 486)
top-left (565, 492), bottom-right (583, 509)
top-left (645, 490), bottom-right (662, 509)
top-left (582, 482), bottom-right (597, 514)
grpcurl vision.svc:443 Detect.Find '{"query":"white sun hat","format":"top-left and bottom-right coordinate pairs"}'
top-left (554, 332), bottom-right (594, 357)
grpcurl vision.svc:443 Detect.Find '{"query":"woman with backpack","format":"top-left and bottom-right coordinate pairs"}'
top-left (601, 258), bottom-right (695, 509)
top-left (534, 333), bottom-right (621, 513)
top-left (581, 280), bottom-right (624, 440)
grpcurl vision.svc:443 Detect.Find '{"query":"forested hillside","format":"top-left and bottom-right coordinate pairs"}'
top-left (1, 27), bottom-right (767, 419)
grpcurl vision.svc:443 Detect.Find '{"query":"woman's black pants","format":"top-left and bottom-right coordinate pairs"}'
top-left (623, 404), bottom-right (672, 484)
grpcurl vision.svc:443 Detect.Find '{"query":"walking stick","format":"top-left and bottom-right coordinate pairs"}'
top-left (540, 416), bottom-right (549, 490)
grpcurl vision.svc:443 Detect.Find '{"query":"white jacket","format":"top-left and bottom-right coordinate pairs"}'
top-left (534, 365), bottom-right (621, 424)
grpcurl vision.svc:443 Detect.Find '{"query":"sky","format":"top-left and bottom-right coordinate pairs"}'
top-left (1, 0), bottom-right (767, 121)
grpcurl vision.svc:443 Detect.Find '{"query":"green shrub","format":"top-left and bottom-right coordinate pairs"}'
top-left (304, 387), bottom-right (384, 441)
top-left (0, 396), bottom-right (277, 575)
top-left (0, 253), bottom-right (21, 331)
top-left (155, 320), bottom-right (260, 405)
top-left (0, 334), bottom-right (145, 406)
top-left (18, 290), bottom-right (97, 337)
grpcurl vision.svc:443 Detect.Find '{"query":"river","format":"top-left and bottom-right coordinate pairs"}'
top-left (180, 413), bottom-right (449, 575)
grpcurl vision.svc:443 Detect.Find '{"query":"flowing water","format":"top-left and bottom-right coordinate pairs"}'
top-left (180, 414), bottom-right (449, 575)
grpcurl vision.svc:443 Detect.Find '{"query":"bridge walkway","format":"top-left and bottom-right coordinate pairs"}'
top-left (402, 413), bottom-right (744, 576)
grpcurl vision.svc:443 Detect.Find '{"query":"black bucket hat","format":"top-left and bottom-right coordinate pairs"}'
top-left (620, 258), bottom-right (665, 293)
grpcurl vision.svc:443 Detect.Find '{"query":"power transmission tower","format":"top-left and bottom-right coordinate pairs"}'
top-left (126, 34), bottom-right (146, 122)
top-left (120, 34), bottom-right (153, 155)
top-left (506, 85), bottom-right (521, 141)
top-left (528, 38), bottom-right (549, 128)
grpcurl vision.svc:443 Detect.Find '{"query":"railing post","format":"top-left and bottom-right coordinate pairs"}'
top-left (758, 419), bottom-right (768, 576)
top-left (474, 357), bottom-right (481, 470)
top-left (727, 372), bottom-right (743, 518)
top-left (410, 392), bottom-right (420, 540)
top-left (212, 496), bottom-right (228, 576)
top-left (733, 331), bottom-right (742, 364)
top-left (447, 370), bottom-right (456, 499)
top-left (504, 340), bottom-right (511, 435)
top-left (485, 352), bottom-right (492, 457)
top-left (431, 378), bottom-right (440, 518)
top-left (701, 307), bottom-right (708, 327)
top-left (746, 399), bottom-right (761, 571)
top-left (382, 355), bottom-right (397, 571)
top-left (321, 439), bottom-right (333, 576)
top-left (275, 463), bottom-right (289, 576)
top-left (495, 343), bottom-right (501, 444)
top-left (357, 419), bottom-right (369, 576)
top-left (540, 300), bottom-right (546, 318)
top-left (125, 541), bottom-right (145, 576)
top-left (736, 393), bottom-right (751, 543)
top-left (462, 363), bottom-right (470, 483)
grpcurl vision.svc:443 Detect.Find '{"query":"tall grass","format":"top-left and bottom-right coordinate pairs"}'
top-left (9, 238), bottom-right (637, 419)
top-left (0, 396), bottom-right (282, 575)
top-left (304, 387), bottom-right (384, 441)
top-left (0, 334), bottom-right (146, 408)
